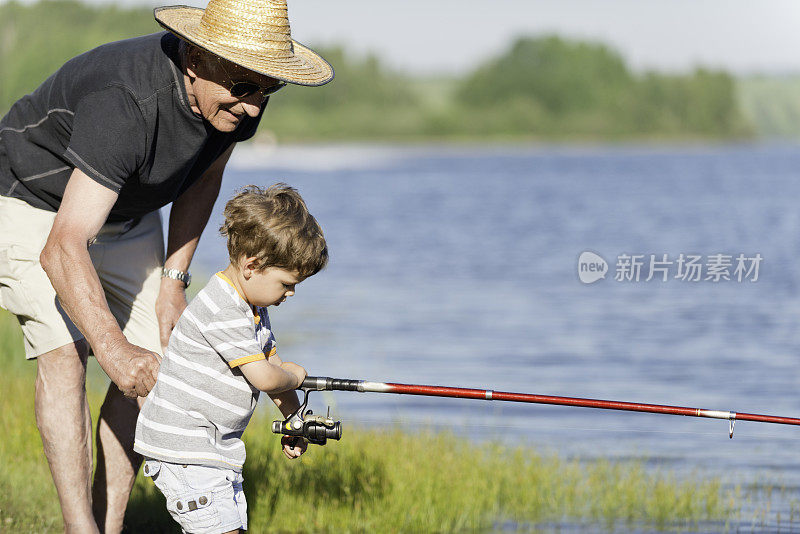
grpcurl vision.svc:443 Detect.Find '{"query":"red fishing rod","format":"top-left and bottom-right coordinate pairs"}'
top-left (272, 376), bottom-right (800, 445)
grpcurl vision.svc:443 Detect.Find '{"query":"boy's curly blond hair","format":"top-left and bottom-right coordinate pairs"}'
top-left (219, 184), bottom-right (328, 278)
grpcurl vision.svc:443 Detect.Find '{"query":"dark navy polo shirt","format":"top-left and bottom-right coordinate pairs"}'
top-left (0, 32), bottom-right (265, 222)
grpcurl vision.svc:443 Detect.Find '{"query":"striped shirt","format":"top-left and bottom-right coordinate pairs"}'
top-left (134, 272), bottom-right (276, 470)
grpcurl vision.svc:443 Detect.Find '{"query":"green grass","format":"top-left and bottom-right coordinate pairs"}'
top-left (236, 425), bottom-right (731, 533)
top-left (0, 308), bottom-right (735, 532)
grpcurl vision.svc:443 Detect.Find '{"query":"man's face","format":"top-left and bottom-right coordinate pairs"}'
top-left (188, 53), bottom-right (281, 132)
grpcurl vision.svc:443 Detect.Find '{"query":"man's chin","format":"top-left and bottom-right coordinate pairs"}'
top-left (209, 113), bottom-right (240, 133)
top-left (210, 121), bottom-right (238, 133)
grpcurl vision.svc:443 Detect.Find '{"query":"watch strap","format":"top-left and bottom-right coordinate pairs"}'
top-left (162, 267), bottom-right (191, 288)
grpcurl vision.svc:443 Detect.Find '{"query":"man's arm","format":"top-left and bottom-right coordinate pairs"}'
top-left (156, 143), bottom-right (236, 348)
top-left (40, 169), bottom-right (160, 397)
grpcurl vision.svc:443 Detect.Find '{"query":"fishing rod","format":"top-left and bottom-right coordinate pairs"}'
top-left (271, 376), bottom-right (800, 444)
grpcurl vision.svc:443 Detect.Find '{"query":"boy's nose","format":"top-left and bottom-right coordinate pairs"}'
top-left (285, 290), bottom-right (295, 297)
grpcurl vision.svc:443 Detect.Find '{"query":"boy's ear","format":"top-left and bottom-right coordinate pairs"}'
top-left (240, 256), bottom-right (260, 278)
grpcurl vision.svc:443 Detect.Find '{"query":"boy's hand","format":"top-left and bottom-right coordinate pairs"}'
top-left (281, 436), bottom-right (307, 459)
top-left (280, 362), bottom-right (307, 389)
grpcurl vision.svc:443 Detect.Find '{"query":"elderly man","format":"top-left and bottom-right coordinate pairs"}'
top-left (0, 0), bottom-right (332, 531)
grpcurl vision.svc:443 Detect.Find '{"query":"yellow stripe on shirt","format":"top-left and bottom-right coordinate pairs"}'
top-left (229, 353), bottom-right (266, 367)
top-left (216, 272), bottom-right (261, 322)
top-left (230, 347), bottom-right (276, 368)
top-left (216, 272), bottom-right (246, 302)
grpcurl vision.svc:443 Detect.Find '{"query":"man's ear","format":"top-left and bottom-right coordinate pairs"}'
top-left (186, 46), bottom-right (204, 78)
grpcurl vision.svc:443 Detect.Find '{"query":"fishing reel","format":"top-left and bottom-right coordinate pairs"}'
top-left (271, 386), bottom-right (342, 446)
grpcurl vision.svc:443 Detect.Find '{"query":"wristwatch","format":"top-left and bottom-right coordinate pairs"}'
top-left (162, 267), bottom-right (192, 288)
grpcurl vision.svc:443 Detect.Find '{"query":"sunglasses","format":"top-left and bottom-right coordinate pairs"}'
top-left (216, 58), bottom-right (286, 99)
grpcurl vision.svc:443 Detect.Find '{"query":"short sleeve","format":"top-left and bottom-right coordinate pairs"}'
top-left (258, 307), bottom-right (277, 358)
top-left (201, 306), bottom-right (266, 368)
top-left (265, 332), bottom-right (277, 358)
top-left (233, 98), bottom-right (267, 142)
top-left (64, 86), bottom-right (146, 193)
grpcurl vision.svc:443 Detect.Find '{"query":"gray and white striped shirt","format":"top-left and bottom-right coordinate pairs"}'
top-left (134, 272), bottom-right (276, 471)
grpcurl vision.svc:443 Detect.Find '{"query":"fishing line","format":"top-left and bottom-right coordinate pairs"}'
top-left (336, 417), bottom-right (800, 441)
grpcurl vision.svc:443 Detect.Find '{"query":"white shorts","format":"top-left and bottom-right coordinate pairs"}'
top-left (143, 459), bottom-right (248, 534)
top-left (0, 195), bottom-right (163, 358)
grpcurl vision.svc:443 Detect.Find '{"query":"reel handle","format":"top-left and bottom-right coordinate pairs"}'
top-left (301, 376), bottom-right (361, 391)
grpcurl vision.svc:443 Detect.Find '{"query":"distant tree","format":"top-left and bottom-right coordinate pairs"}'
top-left (456, 36), bottom-right (633, 114)
top-left (273, 46), bottom-right (417, 111)
top-left (630, 69), bottom-right (748, 136)
top-left (0, 2), bottom-right (752, 141)
top-left (0, 0), bottom-right (158, 112)
top-left (454, 35), bottom-right (749, 138)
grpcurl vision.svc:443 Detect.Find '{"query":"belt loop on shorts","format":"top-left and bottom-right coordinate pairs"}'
top-left (143, 459), bottom-right (162, 477)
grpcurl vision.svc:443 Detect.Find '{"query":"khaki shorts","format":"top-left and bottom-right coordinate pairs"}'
top-left (0, 195), bottom-right (164, 359)
top-left (144, 459), bottom-right (248, 533)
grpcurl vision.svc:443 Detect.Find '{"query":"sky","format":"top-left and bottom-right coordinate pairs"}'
top-left (287, 0), bottom-right (800, 76)
top-left (25, 0), bottom-right (800, 76)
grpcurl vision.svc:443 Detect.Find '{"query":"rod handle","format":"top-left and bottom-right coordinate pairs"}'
top-left (301, 376), bottom-right (361, 391)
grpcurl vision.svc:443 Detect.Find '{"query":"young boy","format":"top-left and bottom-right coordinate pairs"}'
top-left (134, 183), bottom-right (327, 533)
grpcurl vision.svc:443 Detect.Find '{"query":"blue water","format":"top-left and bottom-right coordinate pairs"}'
top-left (181, 143), bottom-right (800, 531)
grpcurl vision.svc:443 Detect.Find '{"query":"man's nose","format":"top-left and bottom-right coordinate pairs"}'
top-left (285, 289), bottom-right (295, 297)
top-left (240, 96), bottom-right (263, 117)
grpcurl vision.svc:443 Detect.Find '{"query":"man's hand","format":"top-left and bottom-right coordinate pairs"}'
top-left (281, 435), bottom-right (307, 459)
top-left (99, 339), bottom-right (161, 398)
top-left (155, 278), bottom-right (188, 350)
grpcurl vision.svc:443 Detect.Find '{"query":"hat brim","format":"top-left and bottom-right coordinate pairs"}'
top-left (154, 5), bottom-right (334, 87)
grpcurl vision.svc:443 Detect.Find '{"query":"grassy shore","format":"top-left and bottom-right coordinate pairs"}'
top-left (0, 309), bottom-right (734, 532)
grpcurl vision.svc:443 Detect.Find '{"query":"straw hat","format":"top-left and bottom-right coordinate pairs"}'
top-left (154, 0), bottom-right (333, 86)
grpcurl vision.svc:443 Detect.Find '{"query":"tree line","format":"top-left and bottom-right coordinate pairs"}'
top-left (0, 0), bottom-right (754, 141)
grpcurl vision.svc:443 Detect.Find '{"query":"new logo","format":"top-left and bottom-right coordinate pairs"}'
top-left (578, 251), bottom-right (608, 284)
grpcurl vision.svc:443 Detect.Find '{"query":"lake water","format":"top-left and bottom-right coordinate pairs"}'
top-left (181, 143), bottom-right (800, 531)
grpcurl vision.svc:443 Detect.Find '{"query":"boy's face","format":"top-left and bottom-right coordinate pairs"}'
top-left (243, 266), bottom-right (304, 307)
